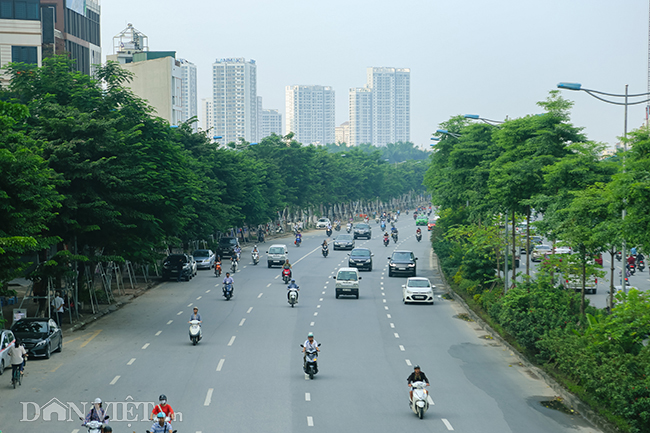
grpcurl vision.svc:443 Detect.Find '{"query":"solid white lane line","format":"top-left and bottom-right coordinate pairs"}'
top-left (204, 388), bottom-right (214, 406)
top-left (196, 296), bottom-right (202, 300)
top-left (314, 312), bottom-right (318, 316)
top-left (258, 293), bottom-right (263, 298)
top-left (305, 392), bottom-right (311, 401)
top-left (177, 311), bottom-right (183, 315)
top-left (399, 345), bottom-right (405, 351)
top-left (239, 318), bottom-right (246, 326)
top-left (427, 395), bottom-right (435, 405)
top-left (442, 419), bottom-right (454, 430)
top-left (267, 283), bottom-right (272, 287)
top-left (167, 320), bottom-right (173, 325)
top-left (310, 322), bottom-right (315, 326)
top-left (319, 298), bottom-right (323, 301)
top-left (109, 375), bottom-right (120, 385)
top-left (155, 331), bottom-right (162, 336)
top-left (142, 343), bottom-right (150, 349)
top-left (394, 333), bottom-right (400, 338)
top-left (307, 416), bottom-right (314, 427)
top-left (127, 358), bottom-right (136, 365)
top-left (405, 359), bottom-right (412, 366)
top-left (206, 290), bottom-right (211, 293)
top-left (387, 314), bottom-right (392, 318)
top-left (390, 323), bottom-right (395, 328)
top-left (216, 359), bottom-right (225, 371)
top-left (317, 305), bottom-right (321, 308)
top-left (187, 303), bottom-right (193, 307)
top-left (228, 336), bottom-right (236, 346)
top-left (247, 307), bottom-right (253, 313)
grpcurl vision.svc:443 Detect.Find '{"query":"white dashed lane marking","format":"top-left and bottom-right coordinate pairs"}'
top-left (390, 323), bottom-right (395, 328)
top-left (267, 283), bottom-right (272, 287)
top-left (258, 293), bottom-right (263, 298)
top-left (319, 298), bottom-right (323, 301)
top-left (206, 289), bottom-right (211, 293)
top-left (187, 303), bottom-right (193, 307)
top-left (399, 345), bottom-right (405, 351)
top-left (442, 419), bottom-right (454, 430)
top-left (127, 358), bottom-right (136, 365)
top-left (167, 320), bottom-right (173, 325)
top-left (405, 359), bottom-right (412, 366)
top-left (109, 375), bottom-right (120, 385)
top-left (428, 396), bottom-right (435, 405)
top-left (196, 296), bottom-right (202, 300)
top-left (307, 416), bottom-right (314, 427)
top-left (228, 336), bottom-right (236, 346)
top-left (155, 331), bottom-right (162, 336)
top-left (394, 333), bottom-right (400, 338)
top-left (310, 322), bottom-right (315, 326)
top-left (142, 343), bottom-right (150, 349)
top-left (239, 318), bottom-right (246, 326)
top-left (305, 392), bottom-right (311, 401)
top-left (216, 359), bottom-right (225, 371)
top-left (247, 307), bottom-right (253, 313)
top-left (387, 314), bottom-right (391, 318)
top-left (313, 312), bottom-right (318, 316)
top-left (204, 388), bottom-right (214, 406)
top-left (177, 311), bottom-right (183, 316)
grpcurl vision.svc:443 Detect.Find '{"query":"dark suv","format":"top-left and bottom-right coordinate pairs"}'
top-left (162, 254), bottom-right (193, 281)
top-left (216, 237), bottom-right (239, 259)
top-left (353, 223), bottom-right (372, 240)
top-left (348, 248), bottom-right (373, 271)
top-left (388, 250), bottom-right (417, 277)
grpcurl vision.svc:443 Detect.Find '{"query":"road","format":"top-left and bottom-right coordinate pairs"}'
top-left (0, 218), bottom-right (601, 433)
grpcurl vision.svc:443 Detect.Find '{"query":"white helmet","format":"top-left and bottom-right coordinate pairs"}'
top-left (94, 398), bottom-right (102, 404)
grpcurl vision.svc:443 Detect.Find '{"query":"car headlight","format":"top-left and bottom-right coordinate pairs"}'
top-left (34, 340), bottom-right (46, 347)
top-left (408, 264), bottom-right (415, 267)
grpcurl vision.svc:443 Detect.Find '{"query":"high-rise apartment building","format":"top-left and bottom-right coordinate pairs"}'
top-left (260, 109), bottom-right (282, 139)
top-left (212, 58), bottom-right (257, 144)
top-left (349, 67), bottom-right (410, 147)
top-left (335, 121), bottom-right (350, 145)
top-left (179, 59), bottom-right (197, 130)
top-left (285, 85), bottom-right (335, 145)
top-left (200, 98), bottom-right (213, 132)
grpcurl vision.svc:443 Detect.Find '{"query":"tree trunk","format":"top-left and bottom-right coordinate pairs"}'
top-left (580, 257), bottom-right (586, 318)
top-left (525, 208), bottom-right (531, 278)
top-left (512, 209), bottom-right (517, 283)
top-left (609, 248), bottom-right (615, 312)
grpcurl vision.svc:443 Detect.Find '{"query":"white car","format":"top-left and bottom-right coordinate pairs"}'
top-left (0, 329), bottom-right (16, 374)
top-left (316, 218), bottom-right (331, 229)
top-left (531, 245), bottom-right (552, 262)
top-left (554, 246), bottom-right (572, 255)
top-left (402, 277), bottom-right (434, 305)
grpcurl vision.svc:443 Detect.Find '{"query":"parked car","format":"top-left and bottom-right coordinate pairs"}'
top-left (564, 275), bottom-right (598, 294)
top-left (353, 223), bottom-right (372, 239)
top-left (0, 329), bottom-right (16, 374)
top-left (348, 248), bottom-right (373, 271)
top-left (531, 245), bottom-right (552, 262)
top-left (554, 246), bottom-right (572, 255)
top-left (216, 237), bottom-right (240, 259)
top-left (266, 244), bottom-right (288, 267)
top-left (388, 250), bottom-right (418, 277)
top-left (162, 254), bottom-right (193, 281)
top-left (402, 277), bottom-right (435, 304)
top-left (333, 234), bottom-right (355, 250)
top-left (316, 218), bottom-right (331, 229)
top-left (192, 249), bottom-right (215, 269)
top-left (11, 318), bottom-right (62, 359)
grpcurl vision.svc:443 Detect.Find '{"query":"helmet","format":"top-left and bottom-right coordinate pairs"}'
top-left (307, 332), bottom-right (314, 338)
top-left (254, 245), bottom-right (258, 248)
top-left (291, 279), bottom-right (295, 282)
top-left (413, 365), bottom-right (420, 370)
top-left (93, 398), bottom-right (102, 404)
top-left (157, 412), bottom-right (166, 418)
top-left (103, 427), bottom-right (113, 433)
top-left (159, 394), bottom-right (167, 401)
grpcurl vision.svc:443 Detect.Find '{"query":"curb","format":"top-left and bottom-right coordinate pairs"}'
top-left (431, 249), bottom-right (618, 433)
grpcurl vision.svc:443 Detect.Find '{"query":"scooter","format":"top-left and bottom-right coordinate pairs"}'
top-left (295, 236), bottom-right (302, 247)
top-left (335, 222), bottom-right (341, 231)
top-left (223, 283), bottom-right (234, 300)
top-left (627, 263), bottom-right (636, 276)
top-left (416, 233), bottom-right (422, 242)
top-left (346, 224), bottom-right (352, 233)
top-left (147, 427), bottom-right (177, 433)
top-left (322, 245), bottom-right (329, 257)
top-left (638, 259), bottom-right (646, 272)
top-left (252, 251), bottom-right (260, 265)
top-left (383, 237), bottom-right (390, 247)
top-left (282, 268), bottom-right (292, 284)
top-left (189, 319), bottom-right (202, 345)
top-left (326, 228), bottom-right (332, 237)
top-left (214, 262), bottom-right (222, 277)
top-left (409, 381), bottom-right (430, 419)
top-left (392, 233), bottom-right (399, 243)
top-left (616, 251), bottom-right (622, 262)
top-left (230, 260), bottom-right (238, 273)
top-left (300, 343), bottom-right (321, 379)
top-left (257, 232), bottom-right (265, 243)
top-left (380, 222), bottom-right (386, 231)
top-left (80, 416), bottom-right (109, 433)
top-left (288, 286), bottom-right (299, 307)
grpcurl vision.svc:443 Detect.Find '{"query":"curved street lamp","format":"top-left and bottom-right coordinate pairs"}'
top-left (463, 114), bottom-right (504, 126)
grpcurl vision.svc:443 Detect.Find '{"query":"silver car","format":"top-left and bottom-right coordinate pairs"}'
top-left (402, 277), bottom-right (434, 304)
top-left (192, 249), bottom-right (215, 269)
top-left (316, 218), bottom-right (331, 229)
top-left (0, 329), bottom-right (16, 374)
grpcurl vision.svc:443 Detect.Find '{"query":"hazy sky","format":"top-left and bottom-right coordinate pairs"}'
top-left (101, 0), bottom-right (649, 148)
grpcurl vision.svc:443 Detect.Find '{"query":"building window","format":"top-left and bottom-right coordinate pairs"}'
top-left (0, 0), bottom-right (37, 19)
top-left (12, 46), bottom-right (37, 64)
top-left (0, 1), bottom-right (12, 18)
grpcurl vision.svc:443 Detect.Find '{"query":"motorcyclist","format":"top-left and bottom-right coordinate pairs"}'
top-left (234, 245), bottom-right (242, 260)
top-left (214, 258), bottom-right (222, 276)
top-left (295, 232), bottom-right (302, 245)
top-left (282, 259), bottom-right (292, 279)
top-left (149, 394), bottom-right (175, 422)
top-left (637, 251), bottom-right (645, 264)
top-left (189, 307), bottom-right (202, 325)
top-left (627, 254), bottom-right (636, 267)
top-left (302, 332), bottom-right (320, 367)
top-left (346, 222), bottom-right (352, 232)
top-left (252, 245), bottom-right (260, 259)
top-left (407, 365), bottom-right (430, 403)
top-left (150, 412), bottom-right (173, 433)
top-left (416, 228), bottom-right (422, 237)
top-left (287, 279), bottom-right (299, 301)
top-left (83, 398), bottom-right (107, 426)
top-left (383, 232), bottom-right (390, 242)
top-left (257, 227), bottom-right (265, 242)
top-left (230, 256), bottom-right (238, 272)
top-left (223, 272), bottom-right (234, 294)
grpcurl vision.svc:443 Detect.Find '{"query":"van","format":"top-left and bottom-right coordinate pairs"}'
top-left (333, 267), bottom-right (361, 299)
top-left (266, 244), bottom-right (288, 268)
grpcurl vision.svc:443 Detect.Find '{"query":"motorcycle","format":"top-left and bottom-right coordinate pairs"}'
top-left (616, 251), bottom-right (622, 262)
top-left (392, 232), bottom-right (399, 243)
top-left (223, 282), bottom-right (234, 300)
top-left (326, 228), bottom-right (332, 237)
top-left (383, 236), bottom-right (390, 247)
top-left (409, 381), bottom-right (430, 419)
top-left (295, 236), bottom-right (302, 247)
top-left (282, 268), bottom-right (292, 284)
top-left (416, 233), bottom-right (422, 242)
top-left (346, 224), bottom-right (352, 233)
top-left (638, 259), bottom-right (646, 272)
top-left (627, 262), bottom-right (636, 276)
top-left (288, 286), bottom-right (299, 307)
top-left (80, 416), bottom-right (109, 433)
top-left (375, 217), bottom-right (380, 224)
top-left (380, 222), bottom-right (386, 231)
top-left (147, 427), bottom-right (177, 433)
top-left (252, 251), bottom-right (260, 265)
top-left (322, 245), bottom-right (329, 258)
top-left (230, 260), bottom-right (238, 273)
top-left (257, 231), bottom-right (265, 243)
top-left (214, 262), bottom-right (222, 277)
top-left (301, 343), bottom-right (321, 379)
top-left (335, 222), bottom-right (341, 231)
top-left (189, 319), bottom-right (202, 345)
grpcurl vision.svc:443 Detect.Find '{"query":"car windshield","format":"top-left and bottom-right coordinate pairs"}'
top-left (166, 255), bottom-right (187, 264)
top-left (392, 252), bottom-right (413, 261)
top-left (535, 245), bottom-right (551, 251)
top-left (356, 224), bottom-right (369, 229)
top-left (351, 249), bottom-right (370, 257)
top-left (13, 321), bottom-right (47, 334)
top-left (269, 247), bottom-right (284, 254)
top-left (337, 271), bottom-right (358, 281)
top-left (193, 250), bottom-right (211, 258)
top-left (408, 279), bottom-right (430, 288)
top-left (219, 239), bottom-right (237, 246)
top-left (337, 235), bottom-right (353, 241)
top-left (319, 218), bottom-right (329, 222)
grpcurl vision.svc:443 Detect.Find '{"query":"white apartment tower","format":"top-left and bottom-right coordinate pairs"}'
top-left (260, 109), bottom-right (283, 139)
top-left (179, 59), bottom-right (198, 130)
top-left (200, 98), bottom-right (213, 132)
top-left (285, 85), bottom-right (335, 145)
top-left (349, 67), bottom-right (410, 147)
top-left (212, 58), bottom-right (258, 144)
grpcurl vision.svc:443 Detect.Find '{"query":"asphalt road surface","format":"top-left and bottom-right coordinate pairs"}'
top-left (0, 219), bottom-right (602, 433)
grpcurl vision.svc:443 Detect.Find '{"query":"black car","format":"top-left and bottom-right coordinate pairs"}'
top-left (348, 248), bottom-right (373, 271)
top-left (333, 234), bottom-right (355, 250)
top-left (161, 254), bottom-right (193, 281)
top-left (353, 223), bottom-right (372, 240)
top-left (11, 318), bottom-right (62, 359)
top-left (388, 250), bottom-right (418, 277)
top-left (216, 237), bottom-right (240, 259)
